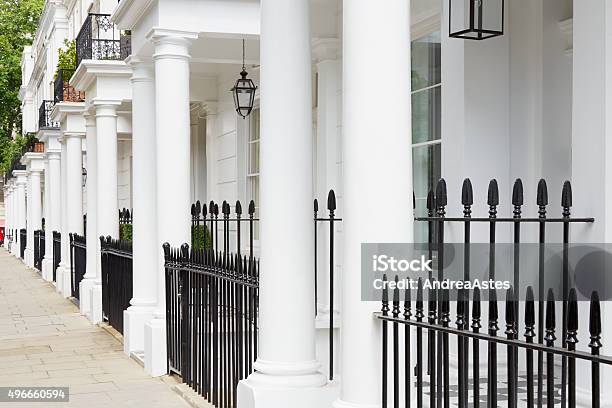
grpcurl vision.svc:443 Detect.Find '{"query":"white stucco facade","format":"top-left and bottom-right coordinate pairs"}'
top-left (3, 0), bottom-right (612, 407)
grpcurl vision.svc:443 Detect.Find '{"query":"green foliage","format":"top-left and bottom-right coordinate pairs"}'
top-left (0, 133), bottom-right (27, 172)
top-left (120, 224), bottom-right (133, 242)
top-left (0, 0), bottom-right (44, 172)
top-left (191, 225), bottom-right (212, 251)
top-left (54, 39), bottom-right (76, 79)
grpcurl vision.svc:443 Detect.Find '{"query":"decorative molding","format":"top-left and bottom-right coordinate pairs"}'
top-left (559, 18), bottom-right (573, 57)
top-left (112, 0), bottom-right (156, 30)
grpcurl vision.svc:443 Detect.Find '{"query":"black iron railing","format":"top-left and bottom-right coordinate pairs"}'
top-left (100, 236), bottom-right (132, 334)
top-left (19, 228), bottom-right (26, 259)
top-left (54, 68), bottom-right (84, 103)
top-left (52, 231), bottom-right (61, 282)
top-left (119, 208), bottom-right (132, 225)
top-left (34, 229), bottom-right (45, 271)
top-left (38, 100), bottom-right (58, 129)
top-left (190, 199), bottom-right (259, 255)
top-left (376, 177), bottom-right (603, 408)
top-left (313, 190), bottom-right (341, 381)
top-left (165, 243), bottom-right (259, 408)
top-left (69, 233), bottom-right (86, 300)
top-left (76, 13), bottom-right (131, 67)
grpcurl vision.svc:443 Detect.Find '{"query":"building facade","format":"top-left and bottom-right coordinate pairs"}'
top-left (3, 0), bottom-right (612, 407)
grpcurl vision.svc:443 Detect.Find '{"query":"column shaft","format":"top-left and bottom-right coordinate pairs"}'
top-left (66, 135), bottom-right (84, 236)
top-left (124, 58), bottom-right (157, 354)
top-left (338, 1), bottom-right (413, 407)
top-left (255, 0), bottom-right (321, 381)
top-left (58, 139), bottom-right (70, 295)
top-left (42, 158), bottom-right (54, 281)
top-left (95, 103), bottom-right (119, 240)
top-left (81, 114), bottom-right (97, 317)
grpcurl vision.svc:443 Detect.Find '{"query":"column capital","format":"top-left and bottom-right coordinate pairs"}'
top-left (147, 28), bottom-right (198, 61)
top-left (128, 56), bottom-right (155, 84)
top-left (62, 132), bottom-right (85, 140)
top-left (46, 150), bottom-right (61, 161)
top-left (93, 100), bottom-right (121, 117)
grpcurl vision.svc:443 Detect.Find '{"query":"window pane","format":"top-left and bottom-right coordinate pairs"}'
top-left (411, 32), bottom-right (441, 91)
top-left (412, 143), bottom-right (441, 200)
top-left (249, 141), bottom-right (260, 174)
top-left (412, 86), bottom-right (441, 144)
top-left (250, 109), bottom-right (260, 141)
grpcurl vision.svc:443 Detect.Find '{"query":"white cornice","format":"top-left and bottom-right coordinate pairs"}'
top-left (71, 60), bottom-right (133, 92)
top-left (113, 0), bottom-right (157, 30)
top-left (51, 101), bottom-right (85, 123)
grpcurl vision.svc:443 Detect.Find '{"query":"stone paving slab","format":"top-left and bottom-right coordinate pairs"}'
top-left (0, 249), bottom-right (191, 408)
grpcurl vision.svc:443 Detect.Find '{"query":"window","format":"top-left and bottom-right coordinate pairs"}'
top-left (412, 31), bottom-right (441, 241)
top-left (247, 108), bottom-right (260, 239)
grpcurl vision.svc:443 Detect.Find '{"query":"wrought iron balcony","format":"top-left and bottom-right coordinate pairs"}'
top-left (38, 100), bottom-right (58, 129)
top-left (54, 68), bottom-right (85, 103)
top-left (76, 13), bottom-right (132, 67)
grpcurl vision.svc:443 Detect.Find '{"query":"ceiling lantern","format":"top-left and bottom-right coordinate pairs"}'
top-left (232, 39), bottom-right (257, 118)
top-left (449, 0), bottom-right (504, 40)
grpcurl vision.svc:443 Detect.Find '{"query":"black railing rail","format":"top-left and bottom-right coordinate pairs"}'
top-left (378, 282), bottom-right (605, 408)
top-left (165, 243), bottom-right (259, 408)
top-left (54, 68), bottom-right (85, 103)
top-left (52, 231), bottom-right (61, 282)
top-left (375, 177), bottom-right (597, 408)
top-left (19, 228), bottom-right (26, 259)
top-left (38, 100), bottom-right (58, 129)
top-left (34, 229), bottom-right (45, 271)
top-left (190, 199), bottom-right (259, 256)
top-left (313, 190), bottom-right (342, 382)
top-left (69, 233), bottom-right (86, 300)
top-left (100, 236), bottom-right (133, 334)
top-left (76, 13), bottom-right (132, 67)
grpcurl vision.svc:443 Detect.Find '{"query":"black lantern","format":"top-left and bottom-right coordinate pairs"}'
top-left (232, 39), bottom-right (257, 118)
top-left (82, 167), bottom-right (87, 187)
top-left (449, 0), bottom-right (504, 40)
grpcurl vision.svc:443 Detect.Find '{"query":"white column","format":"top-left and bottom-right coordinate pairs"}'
top-left (48, 151), bottom-right (61, 280)
top-left (42, 156), bottom-right (53, 281)
top-left (91, 101), bottom-right (120, 324)
top-left (29, 169), bottom-right (43, 268)
top-left (238, 1), bottom-right (330, 407)
top-left (314, 52), bottom-right (340, 320)
top-left (15, 172), bottom-right (27, 260)
top-left (57, 138), bottom-right (71, 296)
top-left (25, 170), bottom-right (34, 266)
top-left (124, 57), bottom-right (158, 354)
top-left (571, 0), bottom-right (612, 404)
top-left (335, 1), bottom-right (413, 407)
top-left (81, 113), bottom-right (97, 317)
top-left (144, 29), bottom-right (196, 377)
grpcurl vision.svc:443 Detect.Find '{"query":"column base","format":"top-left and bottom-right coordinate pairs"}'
top-left (237, 374), bottom-right (337, 408)
top-left (24, 248), bottom-right (34, 267)
top-left (56, 265), bottom-right (72, 298)
top-left (88, 284), bottom-right (103, 324)
top-left (332, 399), bottom-right (378, 408)
top-left (124, 306), bottom-right (154, 355)
top-left (144, 317), bottom-right (167, 377)
top-left (42, 257), bottom-right (54, 281)
top-left (79, 278), bottom-right (95, 315)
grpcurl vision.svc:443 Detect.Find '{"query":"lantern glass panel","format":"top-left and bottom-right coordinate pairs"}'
top-left (449, 0), bottom-right (504, 40)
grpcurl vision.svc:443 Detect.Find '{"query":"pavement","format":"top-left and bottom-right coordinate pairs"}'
top-left (0, 247), bottom-right (193, 408)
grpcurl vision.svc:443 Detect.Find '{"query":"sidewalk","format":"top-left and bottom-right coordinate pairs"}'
top-left (0, 248), bottom-right (191, 408)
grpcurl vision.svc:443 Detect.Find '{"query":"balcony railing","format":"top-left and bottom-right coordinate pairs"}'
top-left (76, 13), bottom-right (132, 67)
top-left (38, 100), bottom-right (58, 129)
top-left (54, 68), bottom-right (85, 103)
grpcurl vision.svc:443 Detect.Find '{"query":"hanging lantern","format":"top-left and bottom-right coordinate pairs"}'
top-left (449, 0), bottom-right (504, 40)
top-left (82, 167), bottom-right (87, 187)
top-left (232, 39), bottom-right (257, 118)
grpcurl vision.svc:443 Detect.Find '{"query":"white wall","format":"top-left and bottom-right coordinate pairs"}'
top-left (117, 140), bottom-right (132, 210)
